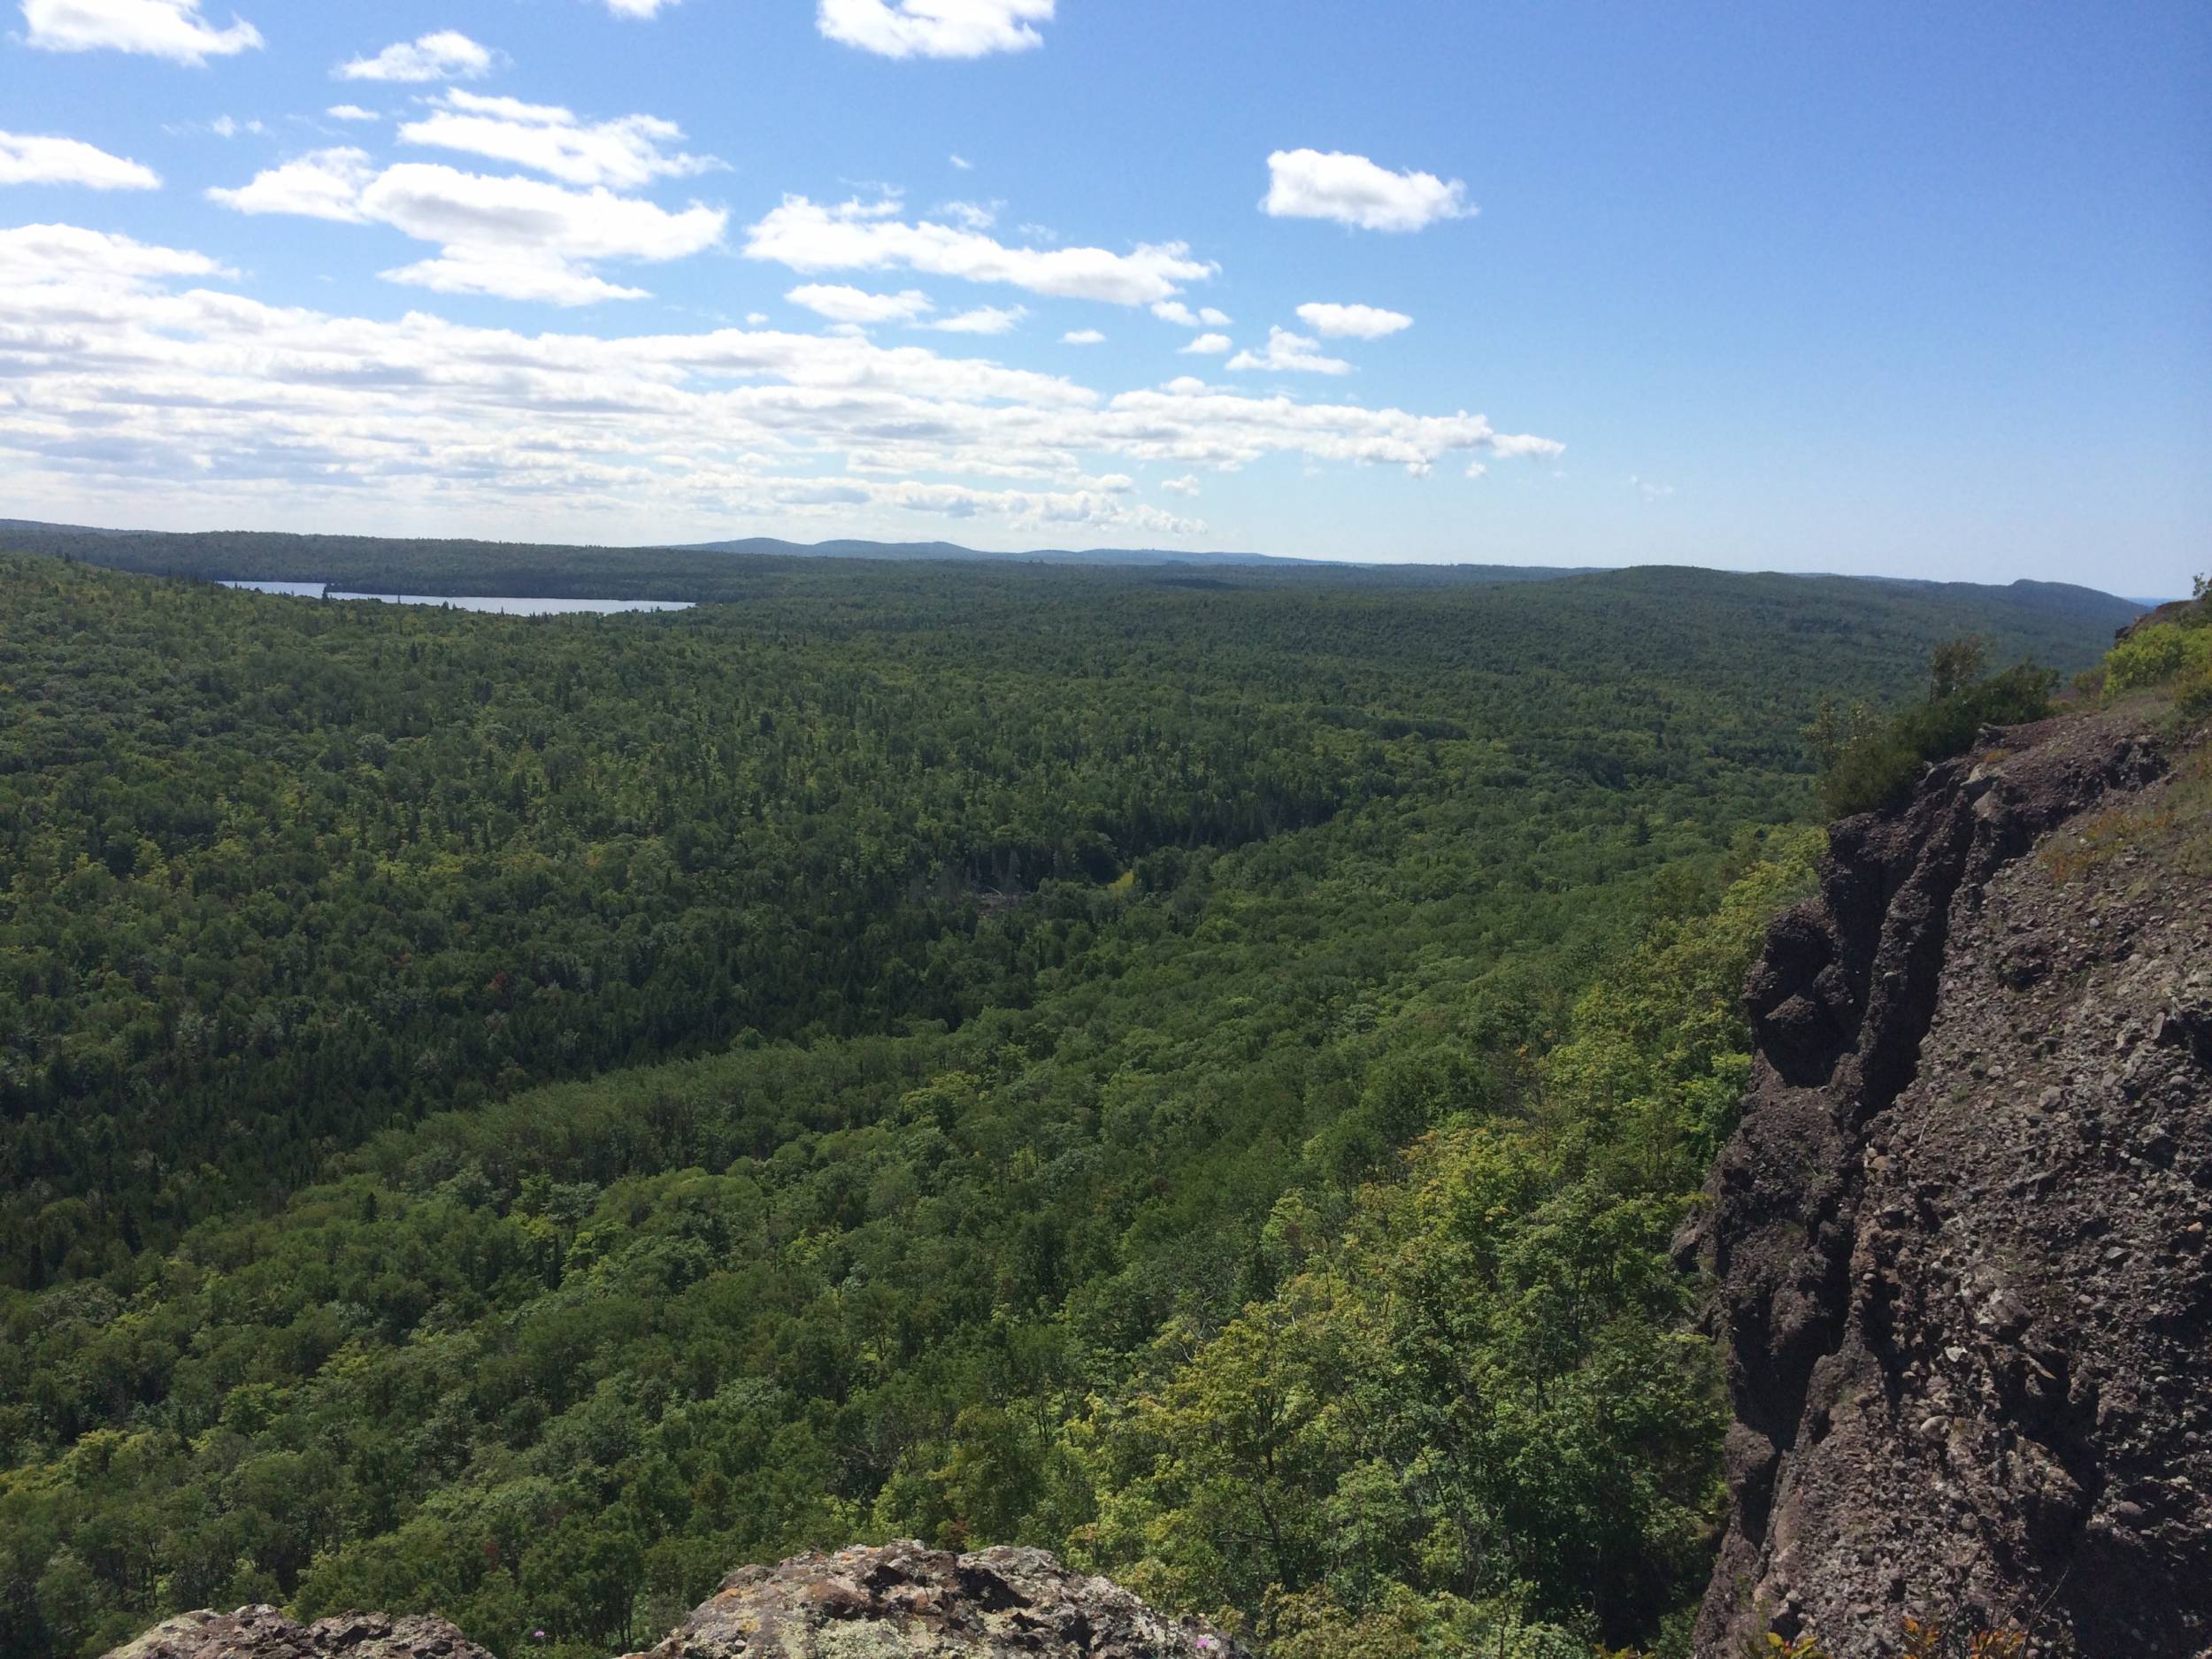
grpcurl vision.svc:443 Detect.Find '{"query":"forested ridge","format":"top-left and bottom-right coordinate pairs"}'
top-left (0, 518), bottom-right (2149, 623)
top-left (0, 548), bottom-right (2139, 1658)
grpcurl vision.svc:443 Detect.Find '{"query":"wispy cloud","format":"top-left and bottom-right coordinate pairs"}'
top-left (786, 283), bottom-right (934, 323)
top-left (1226, 326), bottom-right (1352, 375)
top-left (398, 91), bottom-right (718, 188)
top-left (818, 0), bottom-right (1052, 59)
top-left (926, 303), bottom-right (1025, 334)
top-left (336, 31), bottom-right (495, 84)
top-left (0, 129), bottom-right (162, 189)
top-left (744, 195), bottom-right (1216, 307)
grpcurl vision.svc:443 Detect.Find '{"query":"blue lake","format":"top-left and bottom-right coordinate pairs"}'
top-left (220, 581), bottom-right (693, 615)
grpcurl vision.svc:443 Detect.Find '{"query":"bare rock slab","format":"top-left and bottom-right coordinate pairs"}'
top-left (104, 1608), bottom-right (490, 1659)
top-left (104, 1548), bottom-right (1249, 1659)
top-left (621, 1541), bottom-right (1252, 1659)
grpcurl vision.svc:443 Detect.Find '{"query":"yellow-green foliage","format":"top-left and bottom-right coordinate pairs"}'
top-left (1778, 1617), bottom-right (2029, 1659)
top-left (1064, 833), bottom-right (1822, 1655)
top-left (2103, 620), bottom-right (2212, 698)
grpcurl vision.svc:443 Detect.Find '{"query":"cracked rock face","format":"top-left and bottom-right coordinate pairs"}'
top-left (103, 1608), bottom-right (491, 1659)
top-left (1696, 708), bottom-right (2212, 1656)
top-left (620, 1541), bottom-right (1251, 1659)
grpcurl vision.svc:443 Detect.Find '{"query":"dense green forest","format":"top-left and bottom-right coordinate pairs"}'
top-left (0, 547), bottom-right (2140, 1658)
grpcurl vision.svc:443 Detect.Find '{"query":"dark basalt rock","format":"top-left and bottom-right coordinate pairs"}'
top-left (1694, 707), bottom-right (2211, 1656)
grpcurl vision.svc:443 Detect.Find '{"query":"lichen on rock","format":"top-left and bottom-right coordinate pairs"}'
top-left (100, 1546), bottom-right (1251, 1659)
top-left (103, 1607), bottom-right (490, 1659)
top-left (619, 1541), bottom-right (1251, 1659)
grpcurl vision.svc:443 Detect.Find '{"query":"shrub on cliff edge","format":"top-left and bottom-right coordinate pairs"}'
top-left (1814, 656), bottom-right (2056, 818)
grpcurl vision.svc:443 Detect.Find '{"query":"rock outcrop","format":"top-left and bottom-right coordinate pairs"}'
top-left (620, 1541), bottom-right (1250, 1658)
top-left (104, 1609), bottom-right (490, 1659)
top-left (2116, 594), bottom-right (2207, 641)
top-left (102, 1545), bottom-right (1249, 1659)
top-left (1696, 705), bottom-right (2212, 1655)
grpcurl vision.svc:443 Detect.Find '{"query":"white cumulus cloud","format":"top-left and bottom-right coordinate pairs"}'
top-left (0, 218), bottom-right (1558, 541)
top-left (398, 91), bottom-right (718, 189)
top-left (787, 283), bottom-right (935, 323)
top-left (745, 195), bottom-right (1215, 307)
top-left (1061, 328), bottom-right (1104, 345)
top-left (1226, 327), bottom-right (1353, 376)
top-left (362, 164), bottom-right (725, 292)
top-left (336, 30), bottom-right (494, 84)
top-left (0, 130), bottom-right (161, 189)
top-left (20, 0), bottom-right (260, 63)
top-left (326, 105), bottom-right (379, 122)
top-left (605, 0), bottom-right (677, 15)
top-left (211, 151), bottom-right (726, 303)
top-left (207, 147), bottom-right (375, 221)
top-left (1179, 333), bottom-right (1231, 356)
top-left (818, 0), bottom-right (1051, 58)
top-left (1160, 474), bottom-right (1200, 497)
top-left (1295, 301), bottom-right (1411, 339)
top-left (1263, 149), bottom-right (1472, 233)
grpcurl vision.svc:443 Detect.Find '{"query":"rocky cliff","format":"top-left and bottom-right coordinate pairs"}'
top-left (1695, 703), bottom-right (2211, 1655)
top-left (103, 1544), bottom-right (1251, 1659)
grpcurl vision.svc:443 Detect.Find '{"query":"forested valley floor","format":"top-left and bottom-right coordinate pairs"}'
top-left (0, 548), bottom-right (2142, 1658)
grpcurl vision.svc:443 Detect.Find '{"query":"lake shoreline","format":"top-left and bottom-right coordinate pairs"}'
top-left (219, 580), bottom-right (695, 615)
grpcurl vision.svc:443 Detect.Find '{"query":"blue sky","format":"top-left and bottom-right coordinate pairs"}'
top-left (3, 0), bottom-right (2206, 592)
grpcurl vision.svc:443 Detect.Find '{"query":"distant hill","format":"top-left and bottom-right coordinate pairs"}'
top-left (0, 518), bottom-right (1587, 587)
top-left (0, 519), bottom-right (2144, 668)
top-left (680, 533), bottom-right (1589, 579)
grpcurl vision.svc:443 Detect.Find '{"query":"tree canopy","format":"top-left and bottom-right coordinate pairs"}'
top-left (0, 547), bottom-right (2139, 1658)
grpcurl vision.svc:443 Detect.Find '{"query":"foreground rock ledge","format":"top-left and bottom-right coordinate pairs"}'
top-left (104, 1542), bottom-right (1255, 1659)
top-left (104, 1609), bottom-right (488, 1659)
